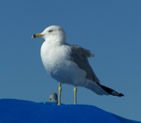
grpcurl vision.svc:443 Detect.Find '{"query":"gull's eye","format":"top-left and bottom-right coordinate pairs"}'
top-left (48, 30), bottom-right (53, 33)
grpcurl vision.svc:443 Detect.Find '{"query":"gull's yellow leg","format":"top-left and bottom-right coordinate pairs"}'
top-left (58, 83), bottom-right (62, 105)
top-left (74, 86), bottom-right (77, 104)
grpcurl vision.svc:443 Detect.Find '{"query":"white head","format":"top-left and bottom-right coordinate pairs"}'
top-left (32, 25), bottom-right (66, 45)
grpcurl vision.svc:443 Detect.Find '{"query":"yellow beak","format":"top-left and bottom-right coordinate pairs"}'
top-left (32, 33), bottom-right (43, 38)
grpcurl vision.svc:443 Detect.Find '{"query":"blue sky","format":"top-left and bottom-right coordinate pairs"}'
top-left (0, 0), bottom-right (141, 121)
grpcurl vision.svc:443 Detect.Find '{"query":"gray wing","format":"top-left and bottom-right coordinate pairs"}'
top-left (70, 45), bottom-right (100, 83)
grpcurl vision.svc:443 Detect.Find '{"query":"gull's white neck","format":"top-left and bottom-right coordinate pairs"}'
top-left (40, 34), bottom-right (70, 74)
top-left (45, 37), bottom-right (66, 46)
top-left (41, 34), bottom-right (67, 60)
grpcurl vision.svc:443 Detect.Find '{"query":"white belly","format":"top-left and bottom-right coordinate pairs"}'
top-left (40, 43), bottom-right (86, 85)
top-left (50, 60), bottom-right (86, 85)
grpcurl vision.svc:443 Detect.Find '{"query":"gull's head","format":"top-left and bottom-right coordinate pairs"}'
top-left (32, 25), bottom-right (66, 44)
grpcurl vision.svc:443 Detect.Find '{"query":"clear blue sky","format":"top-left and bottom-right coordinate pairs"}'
top-left (0, 0), bottom-right (140, 121)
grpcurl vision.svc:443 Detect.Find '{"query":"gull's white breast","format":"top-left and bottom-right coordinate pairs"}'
top-left (40, 41), bottom-right (86, 85)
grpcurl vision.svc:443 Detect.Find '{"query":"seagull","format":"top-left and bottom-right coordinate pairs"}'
top-left (32, 25), bottom-right (124, 105)
top-left (48, 93), bottom-right (58, 103)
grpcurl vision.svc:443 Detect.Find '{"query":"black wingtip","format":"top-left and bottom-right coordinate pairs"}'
top-left (118, 93), bottom-right (124, 97)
